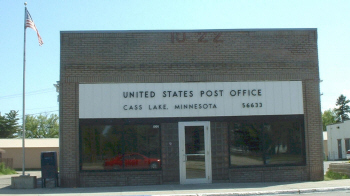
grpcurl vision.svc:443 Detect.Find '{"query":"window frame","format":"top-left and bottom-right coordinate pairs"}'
top-left (79, 119), bottom-right (162, 172)
top-left (345, 138), bottom-right (350, 151)
top-left (228, 115), bottom-right (306, 168)
top-left (78, 115), bottom-right (306, 172)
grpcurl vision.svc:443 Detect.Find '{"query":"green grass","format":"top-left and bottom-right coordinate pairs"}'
top-left (324, 176), bottom-right (332, 181)
top-left (0, 162), bottom-right (17, 175)
top-left (325, 170), bottom-right (349, 180)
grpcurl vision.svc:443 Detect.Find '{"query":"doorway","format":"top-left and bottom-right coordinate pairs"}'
top-left (178, 121), bottom-right (211, 184)
top-left (338, 139), bottom-right (342, 159)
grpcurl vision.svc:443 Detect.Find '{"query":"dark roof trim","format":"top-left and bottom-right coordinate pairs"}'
top-left (60, 28), bottom-right (317, 34)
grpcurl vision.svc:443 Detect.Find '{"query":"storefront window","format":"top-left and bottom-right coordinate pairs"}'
top-left (229, 122), bottom-right (264, 166)
top-left (263, 121), bottom-right (304, 165)
top-left (81, 124), bottom-right (161, 171)
top-left (229, 116), bottom-right (305, 167)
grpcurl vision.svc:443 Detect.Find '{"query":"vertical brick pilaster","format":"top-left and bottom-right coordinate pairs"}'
top-left (59, 82), bottom-right (79, 187)
top-left (304, 79), bottom-right (324, 180)
top-left (161, 123), bottom-right (180, 183)
top-left (211, 122), bottom-right (229, 182)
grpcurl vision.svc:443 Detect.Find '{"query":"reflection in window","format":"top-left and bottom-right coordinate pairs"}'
top-left (264, 121), bottom-right (303, 165)
top-left (81, 124), bottom-right (161, 171)
top-left (185, 126), bottom-right (206, 179)
top-left (229, 122), bottom-right (264, 166)
top-left (229, 118), bottom-right (305, 167)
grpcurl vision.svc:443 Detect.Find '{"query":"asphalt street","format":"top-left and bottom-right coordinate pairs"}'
top-left (278, 190), bottom-right (350, 196)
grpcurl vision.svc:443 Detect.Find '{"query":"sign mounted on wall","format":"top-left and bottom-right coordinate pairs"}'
top-left (79, 81), bottom-right (303, 119)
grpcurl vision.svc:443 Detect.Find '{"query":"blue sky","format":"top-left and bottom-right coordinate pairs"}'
top-left (0, 0), bottom-right (349, 120)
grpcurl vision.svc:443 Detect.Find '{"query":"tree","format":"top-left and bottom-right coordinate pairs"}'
top-left (322, 109), bottom-right (336, 131)
top-left (23, 114), bottom-right (59, 138)
top-left (0, 110), bottom-right (21, 138)
top-left (334, 94), bottom-right (350, 122)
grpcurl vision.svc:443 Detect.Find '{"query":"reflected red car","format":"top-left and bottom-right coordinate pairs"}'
top-left (104, 153), bottom-right (161, 170)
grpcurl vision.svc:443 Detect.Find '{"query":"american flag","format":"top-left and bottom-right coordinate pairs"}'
top-left (25, 8), bottom-right (43, 46)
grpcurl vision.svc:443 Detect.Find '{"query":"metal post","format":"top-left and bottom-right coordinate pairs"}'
top-left (22, 3), bottom-right (27, 176)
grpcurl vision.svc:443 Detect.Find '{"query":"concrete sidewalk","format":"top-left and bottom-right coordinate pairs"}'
top-left (1, 171), bottom-right (350, 196)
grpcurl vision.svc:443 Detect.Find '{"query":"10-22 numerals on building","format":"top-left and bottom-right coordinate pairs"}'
top-left (171, 32), bottom-right (224, 43)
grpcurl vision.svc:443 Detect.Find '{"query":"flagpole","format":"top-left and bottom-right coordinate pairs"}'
top-left (22, 2), bottom-right (27, 176)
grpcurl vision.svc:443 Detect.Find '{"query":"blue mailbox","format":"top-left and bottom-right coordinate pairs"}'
top-left (41, 151), bottom-right (58, 187)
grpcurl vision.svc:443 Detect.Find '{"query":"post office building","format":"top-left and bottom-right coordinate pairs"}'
top-left (59, 29), bottom-right (323, 187)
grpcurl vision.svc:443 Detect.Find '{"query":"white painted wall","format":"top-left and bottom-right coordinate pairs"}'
top-left (327, 120), bottom-right (350, 160)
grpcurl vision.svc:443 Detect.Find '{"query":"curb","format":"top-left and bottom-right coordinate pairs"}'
top-left (215, 187), bottom-right (350, 196)
top-left (153, 186), bottom-right (350, 196)
top-left (1, 186), bottom-right (350, 196)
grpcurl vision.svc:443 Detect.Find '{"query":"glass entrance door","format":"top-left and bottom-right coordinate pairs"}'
top-left (178, 121), bottom-right (211, 184)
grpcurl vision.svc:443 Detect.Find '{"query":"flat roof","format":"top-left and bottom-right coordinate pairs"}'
top-left (0, 138), bottom-right (59, 148)
top-left (61, 28), bottom-right (317, 34)
top-left (326, 119), bottom-right (350, 127)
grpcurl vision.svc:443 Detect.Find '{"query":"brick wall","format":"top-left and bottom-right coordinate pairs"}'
top-left (211, 122), bottom-right (230, 182)
top-left (161, 123), bottom-right (180, 183)
top-left (230, 166), bottom-right (308, 182)
top-left (79, 171), bottom-right (162, 187)
top-left (60, 29), bottom-right (322, 187)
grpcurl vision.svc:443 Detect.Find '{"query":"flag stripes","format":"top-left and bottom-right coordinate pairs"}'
top-left (25, 8), bottom-right (43, 46)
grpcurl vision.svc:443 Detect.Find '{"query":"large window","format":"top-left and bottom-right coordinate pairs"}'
top-left (80, 123), bottom-right (161, 171)
top-left (229, 116), bottom-right (305, 167)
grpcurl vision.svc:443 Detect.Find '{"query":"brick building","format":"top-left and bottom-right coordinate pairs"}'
top-left (59, 29), bottom-right (323, 187)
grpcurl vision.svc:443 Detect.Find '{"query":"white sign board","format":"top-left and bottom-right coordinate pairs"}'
top-left (79, 81), bottom-right (303, 119)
